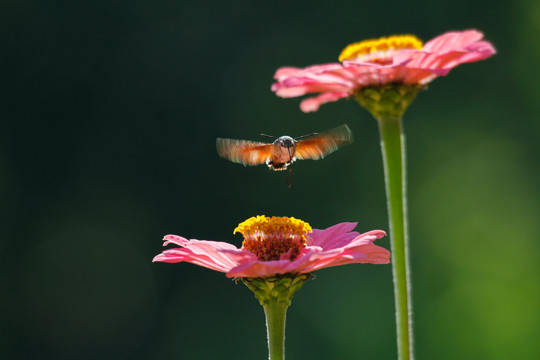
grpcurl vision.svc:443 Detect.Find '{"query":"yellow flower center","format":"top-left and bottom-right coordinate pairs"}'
top-left (234, 215), bottom-right (312, 261)
top-left (338, 35), bottom-right (423, 64)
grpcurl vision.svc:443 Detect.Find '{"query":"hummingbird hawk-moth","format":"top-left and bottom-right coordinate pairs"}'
top-left (216, 124), bottom-right (354, 172)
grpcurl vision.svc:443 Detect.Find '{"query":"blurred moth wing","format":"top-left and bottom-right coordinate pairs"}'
top-left (295, 124), bottom-right (354, 160)
top-left (216, 138), bottom-right (273, 166)
top-left (216, 124), bottom-right (354, 170)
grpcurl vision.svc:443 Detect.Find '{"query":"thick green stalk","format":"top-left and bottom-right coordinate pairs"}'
top-left (243, 274), bottom-right (308, 360)
top-left (262, 300), bottom-right (288, 360)
top-left (378, 115), bottom-right (413, 360)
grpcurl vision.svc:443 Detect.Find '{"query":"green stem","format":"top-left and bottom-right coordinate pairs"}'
top-left (262, 300), bottom-right (289, 360)
top-left (378, 115), bottom-right (414, 360)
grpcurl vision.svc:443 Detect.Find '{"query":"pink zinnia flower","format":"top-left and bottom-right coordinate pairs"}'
top-left (272, 30), bottom-right (496, 112)
top-left (153, 215), bottom-right (389, 278)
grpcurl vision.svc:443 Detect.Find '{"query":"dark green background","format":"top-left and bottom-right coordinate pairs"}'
top-left (2, 1), bottom-right (539, 359)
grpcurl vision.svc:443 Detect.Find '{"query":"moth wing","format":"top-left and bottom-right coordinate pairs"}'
top-left (295, 124), bottom-right (354, 160)
top-left (216, 138), bottom-right (272, 166)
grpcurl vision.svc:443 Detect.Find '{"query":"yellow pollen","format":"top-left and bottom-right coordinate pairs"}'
top-left (234, 216), bottom-right (312, 261)
top-left (234, 215), bottom-right (312, 237)
top-left (338, 34), bottom-right (423, 63)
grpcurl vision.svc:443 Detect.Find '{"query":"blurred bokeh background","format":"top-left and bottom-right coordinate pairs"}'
top-left (1, 0), bottom-right (539, 359)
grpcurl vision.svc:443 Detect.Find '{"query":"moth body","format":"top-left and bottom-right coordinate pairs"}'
top-left (216, 124), bottom-right (353, 172)
top-left (267, 136), bottom-right (297, 170)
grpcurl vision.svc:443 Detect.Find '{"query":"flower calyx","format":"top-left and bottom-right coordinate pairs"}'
top-left (355, 84), bottom-right (423, 119)
top-left (242, 273), bottom-right (311, 306)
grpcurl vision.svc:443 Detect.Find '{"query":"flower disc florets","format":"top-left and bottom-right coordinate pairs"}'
top-left (234, 216), bottom-right (312, 261)
top-left (339, 35), bottom-right (423, 64)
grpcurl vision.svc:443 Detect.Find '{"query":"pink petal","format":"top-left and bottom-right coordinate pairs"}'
top-left (308, 222), bottom-right (359, 248)
top-left (402, 67), bottom-right (439, 84)
top-left (272, 64), bottom-right (357, 99)
top-left (273, 63), bottom-right (344, 81)
top-left (298, 244), bottom-right (390, 273)
top-left (422, 30), bottom-right (485, 53)
top-left (153, 235), bottom-right (250, 273)
top-left (273, 65), bottom-right (352, 94)
top-left (273, 81), bottom-right (351, 98)
top-left (343, 61), bottom-right (412, 86)
top-left (273, 66), bottom-right (306, 81)
top-left (227, 226), bottom-right (389, 277)
top-left (396, 30), bottom-right (496, 78)
top-left (162, 234), bottom-right (190, 246)
top-left (153, 249), bottom-right (232, 272)
top-left (299, 92), bottom-right (349, 112)
top-left (402, 47), bottom-right (496, 77)
top-left (343, 230), bottom-right (388, 249)
top-left (271, 30), bottom-right (495, 111)
top-left (227, 259), bottom-right (301, 278)
top-left (155, 224), bottom-right (389, 278)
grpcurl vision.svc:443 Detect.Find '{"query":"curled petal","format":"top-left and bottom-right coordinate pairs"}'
top-left (344, 230), bottom-right (388, 249)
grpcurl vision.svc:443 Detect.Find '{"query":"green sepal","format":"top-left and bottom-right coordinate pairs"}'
top-left (355, 84), bottom-right (423, 119)
top-left (242, 273), bottom-right (311, 306)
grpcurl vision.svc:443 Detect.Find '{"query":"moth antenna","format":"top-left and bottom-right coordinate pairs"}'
top-left (294, 132), bottom-right (318, 140)
top-left (260, 133), bottom-right (276, 139)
